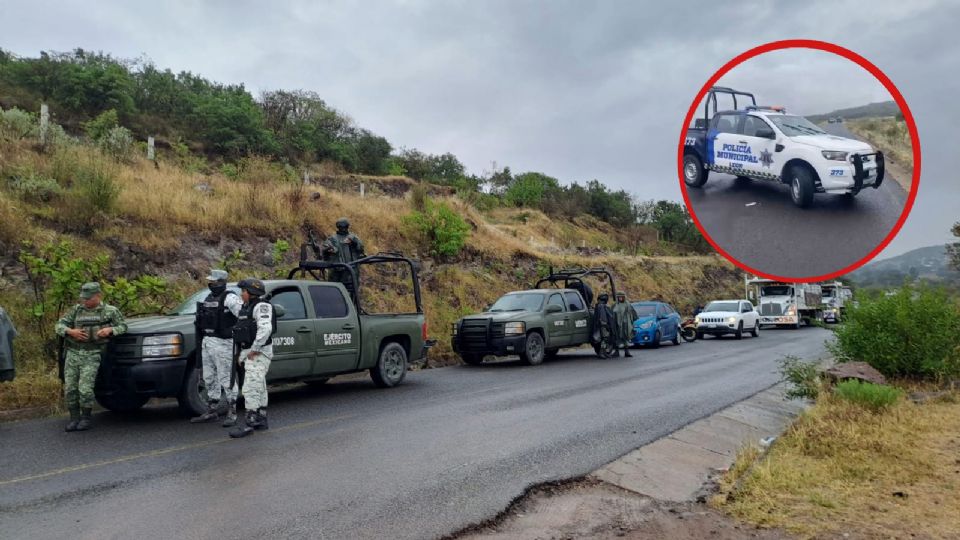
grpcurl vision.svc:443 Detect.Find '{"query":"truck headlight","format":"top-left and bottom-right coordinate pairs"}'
top-left (451, 323), bottom-right (458, 336)
top-left (141, 334), bottom-right (183, 360)
top-left (639, 321), bottom-right (655, 329)
top-left (727, 316), bottom-right (736, 324)
top-left (694, 315), bottom-right (701, 324)
top-left (504, 322), bottom-right (525, 335)
top-left (786, 305), bottom-right (797, 316)
top-left (822, 150), bottom-right (848, 161)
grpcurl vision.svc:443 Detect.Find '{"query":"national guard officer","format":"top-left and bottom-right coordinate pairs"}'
top-left (229, 278), bottom-right (275, 438)
top-left (322, 218), bottom-right (365, 296)
top-left (612, 292), bottom-right (638, 358)
top-left (190, 269), bottom-right (243, 427)
top-left (55, 282), bottom-right (127, 432)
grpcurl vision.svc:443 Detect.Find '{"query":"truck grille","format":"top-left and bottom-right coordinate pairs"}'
top-left (699, 317), bottom-right (728, 324)
top-left (107, 335), bottom-right (141, 363)
top-left (458, 319), bottom-right (503, 351)
top-left (760, 304), bottom-right (783, 316)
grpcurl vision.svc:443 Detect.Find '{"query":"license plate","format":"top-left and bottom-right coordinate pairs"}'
top-left (708, 324), bottom-right (716, 328)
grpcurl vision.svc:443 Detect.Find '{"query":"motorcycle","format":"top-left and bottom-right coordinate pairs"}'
top-left (680, 317), bottom-right (697, 342)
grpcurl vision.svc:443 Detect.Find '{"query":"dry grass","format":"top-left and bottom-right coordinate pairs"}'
top-left (713, 390), bottom-right (960, 539)
top-left (846, 116), bottom-right (914, 190)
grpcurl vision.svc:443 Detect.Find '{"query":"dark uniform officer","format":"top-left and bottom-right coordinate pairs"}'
top-left (55, 282), bottom-right (127, 432)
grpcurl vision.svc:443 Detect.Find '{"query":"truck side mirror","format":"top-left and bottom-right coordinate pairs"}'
top-left (546, 304), bottom-right (563, 314)
top-left (756, 127), bottom-right (775, 139)
top-left (748, 290), bottom-right (756, 300)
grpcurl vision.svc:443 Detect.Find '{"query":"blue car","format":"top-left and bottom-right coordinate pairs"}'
top-left (631, 302), bottom-right (682, 348)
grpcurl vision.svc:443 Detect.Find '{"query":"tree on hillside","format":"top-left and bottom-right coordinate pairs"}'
top-left (504, 171), bottom-right (561, 208)
top-left (948, 221), bottom-right (960, 272)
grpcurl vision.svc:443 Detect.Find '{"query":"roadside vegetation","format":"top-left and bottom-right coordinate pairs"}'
top-left (846, 115), bottom-right (914, 189)
top-left (713, 285), bottom-right (960, 538)
top-left (0, 49), bottom-right (743, 414)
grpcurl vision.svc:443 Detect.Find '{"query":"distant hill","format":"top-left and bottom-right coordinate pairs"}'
top-left (808, 101), bottom-right (901, 123)
top-left (850, 244), bottom-right (959, 288)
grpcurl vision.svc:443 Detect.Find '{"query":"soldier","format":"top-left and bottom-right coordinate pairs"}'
top-left (55, 282), bottom-right (127, 432)
top-left (322, 218), bottom-right (365, 296)
top-left (190, 269), bottom-right (243, 427)
top-left (0, 305), bottom-right (16, 382)
top-left (590, 293), bottom-right (619, 358)
top-left (229, 278), bottom-right (275, 439)
top-left (612, 292), bottom-right (638, 358)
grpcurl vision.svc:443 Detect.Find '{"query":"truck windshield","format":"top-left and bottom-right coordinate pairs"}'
top-left (489, 293), bottom-right (544, 312)
top-left (822, 288), bottom-right (835, 297)
top-left (703, 301), bottom-right (739, 312)
top-left (168, 286), bottom-right (241, 315)
top-left (767, 115), bottom-right (826, 136)
top-left (632, 304), bottom-right (657, 317)
top-left (761, 286), bottom-right (792, 296)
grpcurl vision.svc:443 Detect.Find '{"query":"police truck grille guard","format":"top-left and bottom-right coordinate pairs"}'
top-left (457, 319), bottom-right (505, 351)
top-left (850, 151), bottom-right (885, 193)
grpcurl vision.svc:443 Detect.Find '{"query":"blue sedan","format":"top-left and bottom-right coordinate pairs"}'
top-left (631, 302), bottom-right (682, 348)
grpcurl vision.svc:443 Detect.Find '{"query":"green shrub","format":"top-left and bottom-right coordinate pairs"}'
top-left (403, 199), bottom-right (470, 258)
top-left (829, 285), bottom-right (960, 380)
top-left (0, 107), bottom-right (37, 140)
top-left (779, 355), bottom-right (821, 400)
top-left (83, 109), bottom-right (119, 141)
top-left (62, 157), bottom-right (120, 229)
top-left (834, 380), bottom-right (902, 412)
top-left (98, 125), bottom-right (134, 162)
top-left (9, 171), bottom-right (62, 203)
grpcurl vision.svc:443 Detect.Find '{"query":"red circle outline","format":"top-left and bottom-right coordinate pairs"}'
top-left (677, 39), bottom-right (921, 283)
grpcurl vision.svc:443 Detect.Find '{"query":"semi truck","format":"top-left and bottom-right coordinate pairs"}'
top-left (746, 277), bottom-right (822, 329)
top-left (820, 282), bottom-right (853, 323)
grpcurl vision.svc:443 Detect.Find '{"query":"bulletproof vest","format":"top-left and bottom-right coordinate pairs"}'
top-left (196, 291), bottom-right (238, 339)
top-left (71, 306), bottom-right (114, 348)
top-left (232, 299), bottom-right (276, 348)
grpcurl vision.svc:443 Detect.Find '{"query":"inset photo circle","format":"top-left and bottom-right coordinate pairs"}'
top-left (678, 40), bottom-right (920, 281)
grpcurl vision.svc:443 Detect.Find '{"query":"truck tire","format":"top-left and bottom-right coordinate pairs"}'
top-left (751, 321), bottom-right (760, 338)
top-left (735, 321), bottom-right (743, 340)
top-left (96, 392), bottom-right (149, 413)
top-left (177, 364), bottom-right (208, 416)
top-left (788, 165), bottom-right (815, 208)
top-left (461, 353), bottom-right (485, 366)
top-left (520, 331), bottom-right (545, 366)
top-left (371, 342), bottom-right (408, 388)
top-left (683, 154), bottom-right (709, 188)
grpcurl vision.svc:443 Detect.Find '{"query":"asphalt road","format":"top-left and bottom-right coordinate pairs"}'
top-left (685, 123), bottom-right (908, 278)
top-left (0, 328), bottom-right (831, 539)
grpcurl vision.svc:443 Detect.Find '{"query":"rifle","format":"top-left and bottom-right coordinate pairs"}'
top-left (57, 336), bottom-right (66, 382)
top-left (228, 341), bottom-right (244, 391)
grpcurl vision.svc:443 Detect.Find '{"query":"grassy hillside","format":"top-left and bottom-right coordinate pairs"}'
top-left (845, 116), bottom-right (914, 188)
top-left (0, 128), bottom-right (743, 412)
top-left (807, 100), bottom-right (900, 123)
top-left (850, 245), bottom-right (959, 289)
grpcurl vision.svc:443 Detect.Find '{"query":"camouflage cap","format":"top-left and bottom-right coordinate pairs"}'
top-left (206, 269), bottom-right (229, 282)
top-left (79, 282), bottom-right (102, 299)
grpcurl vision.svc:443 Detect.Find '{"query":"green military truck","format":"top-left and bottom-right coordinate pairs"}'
top-left (451, 268), bottom-right (618, 366)
top-left (94, 252), bottom-right (433, 415)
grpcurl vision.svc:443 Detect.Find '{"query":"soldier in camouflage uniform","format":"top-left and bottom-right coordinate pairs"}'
top-left (55, 282), bottom-right (127, 432)
top-left (612, 292), bottom-right (638, 358)
top-left (322, 218), bottom-right (365, 297)
top-left (229, 278), bottom-right (274, 438)
top-left (190, 269), bottom-right (243, 427)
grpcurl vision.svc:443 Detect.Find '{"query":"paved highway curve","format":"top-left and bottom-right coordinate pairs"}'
top-left (685, 123), bottom-right (908, 278)
top-left (0, 328), bottom-right (831, 539)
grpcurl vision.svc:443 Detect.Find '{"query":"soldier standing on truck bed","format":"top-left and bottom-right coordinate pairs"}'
top-left (190, 269), bottom-right (243, 427)
top-left (322, 218), bottom-right (365, 297)
top-left (229, 278), bottom-right (275, 439)
top-left (55, 282), bottom-right (127, 432)
top-left (613, 292), bottom-right (638, 358)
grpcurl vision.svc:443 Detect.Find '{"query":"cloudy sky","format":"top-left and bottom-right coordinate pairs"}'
top-left (2, 0), bottom-right (956, 258)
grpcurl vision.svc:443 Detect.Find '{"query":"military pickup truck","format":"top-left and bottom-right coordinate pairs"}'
top-left (683, 86), bottom-right (885, 207)
top-left (94, 252), bottom-right (433, 415)
top-left (452, 268), bottom-right (618, 366)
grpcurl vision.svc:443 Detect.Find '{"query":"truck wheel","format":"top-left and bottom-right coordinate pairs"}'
top-left (683, 154), bottom-right (709, 188)
top-left (520, 332), bottom-right (545, 366)
top-left (177, 365), bottom-right (208, 416)
top-left (735, 321), bottom-right (743, 340)
top-left (461, 353), bottom-right (485, 366)
top-left (788, 165), bottom-right (815, 208)
top-left (96, 392), bottom-right (149, 413)
top-left (371, 342), bottom-right (408, 388)
top-left (751, 322), bottom-right (760, 338)
top-left (544, 348), bottom-right (560, 361)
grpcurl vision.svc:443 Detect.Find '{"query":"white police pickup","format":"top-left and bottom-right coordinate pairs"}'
top-left (684, 87), bottom-right (885, 208)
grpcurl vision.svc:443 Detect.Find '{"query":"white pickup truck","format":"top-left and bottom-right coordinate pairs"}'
top-left (684, 87), bottom-right (886, 207)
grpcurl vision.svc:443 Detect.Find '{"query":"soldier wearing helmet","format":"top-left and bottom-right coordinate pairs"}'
top-left (229, 278), bottom-right (275, 438)
top-left (190, 269), bottom-right (242, 427)
top-left (322, 217), bottom-right (365, 295)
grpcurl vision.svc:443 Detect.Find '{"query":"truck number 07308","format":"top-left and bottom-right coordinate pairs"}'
top-left (272, 336), bottom-right (295, 347)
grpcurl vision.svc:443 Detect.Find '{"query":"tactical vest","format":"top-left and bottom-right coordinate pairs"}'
top-left (196, 291), bottom-right (238, 339)
top-left (232, 299), bottom-right (276, 349)
top-left (69, 306), bottom-right (114, 350)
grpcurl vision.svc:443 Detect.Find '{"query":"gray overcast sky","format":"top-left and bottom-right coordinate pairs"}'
top-left (1, 0), bottom-right (956, 259)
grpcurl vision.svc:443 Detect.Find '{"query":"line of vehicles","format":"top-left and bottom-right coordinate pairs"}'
top-left (683, 86), bottom-right (885, 207)
top-left (87, 246), bottom-right (853, 417)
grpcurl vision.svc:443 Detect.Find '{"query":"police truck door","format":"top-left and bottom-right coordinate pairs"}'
top-left (708, 112), bottom-right (743, 173)
top-left (738, 115), bottom-right (779, 179)
top-left (266, 288), bottom-right (315, 379)
top-left (309, 285), bottom-right (360, 374)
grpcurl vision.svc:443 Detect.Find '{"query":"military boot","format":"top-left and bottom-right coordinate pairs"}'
top-left (253, 408), bottom-right (268, 431)
top-left (229, 411), bottom-right (257, 438)
top-left (624, 348), bottom-right (633, 358)
top-left (75, 408), bottom-right (93, 431)
top-left (221, 401), bottom-right (238, 428)
top-left (65, 408), bottom-right (81, 432)
top-left (190, 401), bottom-right (220, 423)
